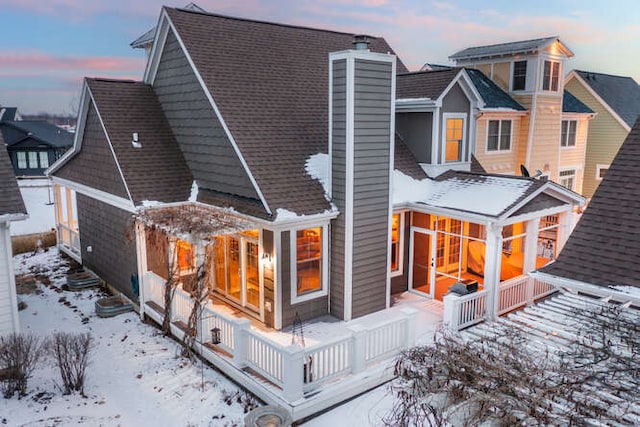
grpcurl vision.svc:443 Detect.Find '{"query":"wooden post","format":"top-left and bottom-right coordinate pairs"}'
top-left (232, 318), bottom-right (251, 367)
top-left (348, 324), bottom-right (367, 374)
top-left (282, 345), bottom-right (305, 402)
top-left (443, 293), bottom-right (461, 330)
top-left (400, 307), bottom-right (418, 348)
top-left (483, 223), bottom-right (503, 320)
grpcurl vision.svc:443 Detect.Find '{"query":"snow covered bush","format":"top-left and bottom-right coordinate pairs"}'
top-left (0, 333), bottom-right (43, 398)
top-left (385, 302), bottom-right (640, 426)
top-left (48, 332), bottom-right (92, 395)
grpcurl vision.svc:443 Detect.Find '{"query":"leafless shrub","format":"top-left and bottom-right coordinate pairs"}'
top-left (0, 333), bottom-right (43, 398)
top-left (385, 302), bottom-right (640, 426)
top-left (49, 332), bottom-right (92, 395)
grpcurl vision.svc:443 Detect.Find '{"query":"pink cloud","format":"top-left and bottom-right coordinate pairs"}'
top-left (0, 51), bottom-right (144, 74)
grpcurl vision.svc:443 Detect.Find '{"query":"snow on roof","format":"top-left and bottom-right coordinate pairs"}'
top-left (306, 153), bottom-right (534, 217)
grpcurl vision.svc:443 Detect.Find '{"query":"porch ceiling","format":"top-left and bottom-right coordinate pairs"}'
top-left (136, 202), bottom-right (256, 241)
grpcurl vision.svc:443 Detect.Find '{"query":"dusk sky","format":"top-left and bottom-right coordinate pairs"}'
top-left (1, 0), bottom-right (639, 115)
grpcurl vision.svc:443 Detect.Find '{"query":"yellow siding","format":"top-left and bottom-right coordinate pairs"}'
top-left (492, 62), bottom-right (511, 92)
top-left (474, 63), bottom-right (491, 77)
top-left (474, 116), bottom-right (521, 174)
top-left (559, 117), bottom-right (590, 194)
top-left (565, 78), bottom-right (630, 198)
top-left (512, 95), bottom-right (533, 168)
top-left (528, 95), bottom-right (563, 179)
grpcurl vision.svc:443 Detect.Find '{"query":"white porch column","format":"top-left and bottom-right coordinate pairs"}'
top-left (556, 210), bottom-right (570, 255)
top-left (134, 221), bottom-right (148, 319)
top-left (483, 223), bottom-right (503, 320)
top-left (522, 218), bottom-right (540, 273)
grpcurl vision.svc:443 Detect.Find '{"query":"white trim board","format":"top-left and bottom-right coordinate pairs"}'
top-left (50, 176), bottom-right (135, 213)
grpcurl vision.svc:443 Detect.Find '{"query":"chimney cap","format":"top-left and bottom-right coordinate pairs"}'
top-left (353, 34), bottom-right (370, 50)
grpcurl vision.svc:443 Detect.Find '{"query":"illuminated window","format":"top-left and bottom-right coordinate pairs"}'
top-left (176, 240), bottom-right (194, 273)
top-left (16, 152), bottom-right (27, 169)
top-left (390, 213), bottom-right (402, 273)
top-left (292, 227), bottom-right (326, 302)
top-left (561, 120), bottom-right (577, 147)
top-left (512, 60), bottom-right (527, 91)
top-left (559, 169), bottom-right (575, 191)
top-left (487, 120), bottom-right (511, 151)
top-left (542, 60), bottom-right (560, 91)
top-left (445, 117), bottom-right (465, 163)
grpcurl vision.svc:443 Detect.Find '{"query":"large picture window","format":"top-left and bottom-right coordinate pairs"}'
top-left (444, 116), bottom-right (465, 163)
top-left (561, 120), bottom-right (577, 147)
top-left (512, 60), bottom-right (527, 91)
top-left (542, 60), bottom-right (560, 92)
top-left (487, 120), bottom-right (512, 152)
top-left (291, 226), bottom-right (326, 303)
top-left (390, 213), bottom-right (403, 275)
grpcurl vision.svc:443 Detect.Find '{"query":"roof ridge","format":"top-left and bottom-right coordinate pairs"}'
top-left (576, 70), bottom-right (638, 81)
top-left (457, 35), bottom-right (558, 52)
top-left (168, 6), bottom-right (381, 39)
top-left (397, 67), bottom-right (459, 77)
top-left (87, 77), bottom-right (142, 84)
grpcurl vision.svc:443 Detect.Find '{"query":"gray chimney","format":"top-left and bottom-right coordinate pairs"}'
top-left (329, 46), bottom-right (396, 321)
top-left (352, 34), bottom-right (370, 51)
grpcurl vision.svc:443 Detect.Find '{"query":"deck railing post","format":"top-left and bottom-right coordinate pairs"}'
top-left (348, 325), bottom-right (367, 374)
top-left (443, 293), bottom-right (461, 331)
top-left (282, 345), bottom-right (305, 402)
top-left (232, 318), bottom-right (251, 367)
top-left (525, 276), bottom-right (535, 306)
top-left (400, 308), bottom-right (418, 349)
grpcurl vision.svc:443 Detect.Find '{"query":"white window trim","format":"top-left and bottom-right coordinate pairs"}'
top-left (558, 168), bottom-right (577, 191)
top-left (290, 224), bottom-right (328, 304)
top-left (390, 211), bottom-right (405, 278)
top-left (485, 119), bottom-right (513, 154)
top-left (441, 112), bottom-right (467, 164)
top-left (541, 59), bottom-right (561, 92)
top-left (510, 60), bottom-right (528, 92)
top-left (560, 120), bottom-right (577, 148)
top-left (595, 164), bottom-right (609, 181)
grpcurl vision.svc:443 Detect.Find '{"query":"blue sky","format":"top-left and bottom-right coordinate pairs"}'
top-left (1, 0), bottom-right (639, 114)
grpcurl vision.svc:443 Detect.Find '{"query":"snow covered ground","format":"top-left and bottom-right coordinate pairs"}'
top-left (2, 248), bottom-right (257, 426)
top-left (11, 179), bottom-right (56, 236)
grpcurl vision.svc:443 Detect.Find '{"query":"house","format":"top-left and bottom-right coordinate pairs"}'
top-left (564, 70), bottom-right (640, 198)
top-left (533, 118), bottom-right (640, 304)
top-left (0, 107), bottom-right (73, 177)
top-left (46, 7), bottom-right (584, 419)
top-left (450, 37), bottom-right (595, 193)
top-left (0, 137), bottom-right (27, 336)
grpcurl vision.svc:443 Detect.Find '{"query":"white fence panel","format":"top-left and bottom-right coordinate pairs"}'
top-left (246, 333), bottom-right (285, 387)
top-left (498, 276), bottom-right (529, 315)
top-left (533, 277), bottom-right (556, 299)
top-left (303, 337), bottom-right (351, 390)
top-left (364, 318), bottom-right (406, 364)
top-left (171, 288), bottom-right (192, 324)
top-left (144, 271), bottom-right (166, 307)
top-left (201, 304), bottom-right (236, 355)
top-left (456, 290), bottom-right (488, 330)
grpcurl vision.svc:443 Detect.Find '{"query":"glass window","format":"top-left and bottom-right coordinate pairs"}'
top-left (38, 151), bottom-right (49, 168)
top-left (28, 151), bottom-right (38, 168)
top-left (561, 120), bottom-right (577, 147)
top-left (391, 213), bottom-right (401, 272)
top-left (487, 120), bottom-right (512, 151)
top-left (296, 227), bottom-right (323, 296)
top-left (176, 240), bottom-right (194, 273)
top-left (538, 215), bottom-right (559, 261)
top-left (542, 60), bottom-right (560, 91)
top-left (17, 152), bottom-right (27, 169)
top-left (512, 60), bottom-right (527, 91)
top-left (445, 117), bottom-right (464, 163)
top-left (559, 169), bottom-right (575, 191)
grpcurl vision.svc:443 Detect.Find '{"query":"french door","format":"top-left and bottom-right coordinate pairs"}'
top-left (409, 227), bottom-right (435, 298)
top-left (215, 234), bottom-right (261, 313)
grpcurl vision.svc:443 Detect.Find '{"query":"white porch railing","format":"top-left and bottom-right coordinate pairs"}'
top-left (139, 273), bottom-right (418, 404)
top-left (443, 290), bottom-right (489, 330)
top-left (498, 275), bottom-right (557, 316)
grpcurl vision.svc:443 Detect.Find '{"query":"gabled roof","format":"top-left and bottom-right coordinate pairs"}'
top-left (0, 107), bottom-right (19, 122)
top-left (465, 68), bottom-right (525, 111)
top-left (562, 90), bottom-right (594, 114)
top-left (0, 134), bottom-right (26, 218)
top-left (396, 68), bottom-right (461, 100)
top-left (541, 118), bottom-right (640, 288)
top-left (449, 36), bottom-right (573, 62)
top-left (52, 78), bottom-right (193, 205)
top-left (1, 120), bottom-right (73, 148)
top-left (156, 7), bottom-right (407, 216)
top-left (131, 2), bottom-right (205, 48)
top-left (571, 70), bottom-right (640, 128)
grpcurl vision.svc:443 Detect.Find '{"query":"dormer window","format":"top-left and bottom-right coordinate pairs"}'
top-left (512, 60), bottom-right (527, 91)
top-left (444, 114), bottom-right (467, 163)
top-left (542, 60), bottom-right (560, 92)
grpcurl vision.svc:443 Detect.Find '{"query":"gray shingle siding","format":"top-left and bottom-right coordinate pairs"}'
top-left (351, 58), bottom-right (391, 318)
top-left (330, 58), bottom-right (347, 319)
top-left (77, 194), bottom-right (138, 300)
top-left (152, 30), bottom-right (259, 200)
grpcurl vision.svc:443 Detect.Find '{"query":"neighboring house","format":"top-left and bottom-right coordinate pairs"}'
top-left (0, 107), bottom-right (73, 177)
top-left (0, 138), bottom-right (28, 336)
top-left (533, 118), bottom-right (640, 305)
top-left (450, 37), bottom-right (594, 193)
top-left (46, 7), bottom-right (584, 419)
top-left (564, 70), bottom-right (640, 198)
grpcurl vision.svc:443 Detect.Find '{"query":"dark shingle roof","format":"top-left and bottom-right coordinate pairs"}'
top-left (394, 136), bottom-right (428, 180)
top-left (165, 7), bottom-right (407, 215)
top-left (574, 70), bottom-right (640, 127)
top-left (131, 3), bottom-right (206, 48)
top-left (542, 119), bottom-right (640, 288)
top-left (396, 68), bottom-right (461, 100)
top-left (0, 107), bottom-right (19, 122)
top-left (465, 68), bottom-right (525, 111)
top-left (449, 36), bottom-right (564, 61)
top-left (0, 133), bottom-right (26, 217)
top-left (1, 120), bottom-right (73, 148)
top-left (562, 90), bottom-right (594, 114)
top-left (84, 78), bottom-right (193, 205)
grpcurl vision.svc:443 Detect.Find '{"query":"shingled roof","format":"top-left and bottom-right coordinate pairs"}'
top-left (163, 7), bottom-right (407, 216)
top-left (1, 120), bottom-right (73, 149)
top-left (396, 68), bottom-right (461, 100)
top-left (449, 36), bottom-right (572, 62)
top-left (541, 119), bottom-right (640, 288)
top-left (562, 90), bottom-right (594, 114)
top-left (0, 134), bottom-right (26, 218)
top-left (573, 70), bottom-right (640, 128)
top-left (465, 68), bottom-right (525, 111)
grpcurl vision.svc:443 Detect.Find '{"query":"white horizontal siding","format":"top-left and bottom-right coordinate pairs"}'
top-left (0, 225), bottom-right (19, 336)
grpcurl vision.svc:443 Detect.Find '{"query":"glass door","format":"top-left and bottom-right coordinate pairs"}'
top-left (409, 228), bottom-right (435, 298)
